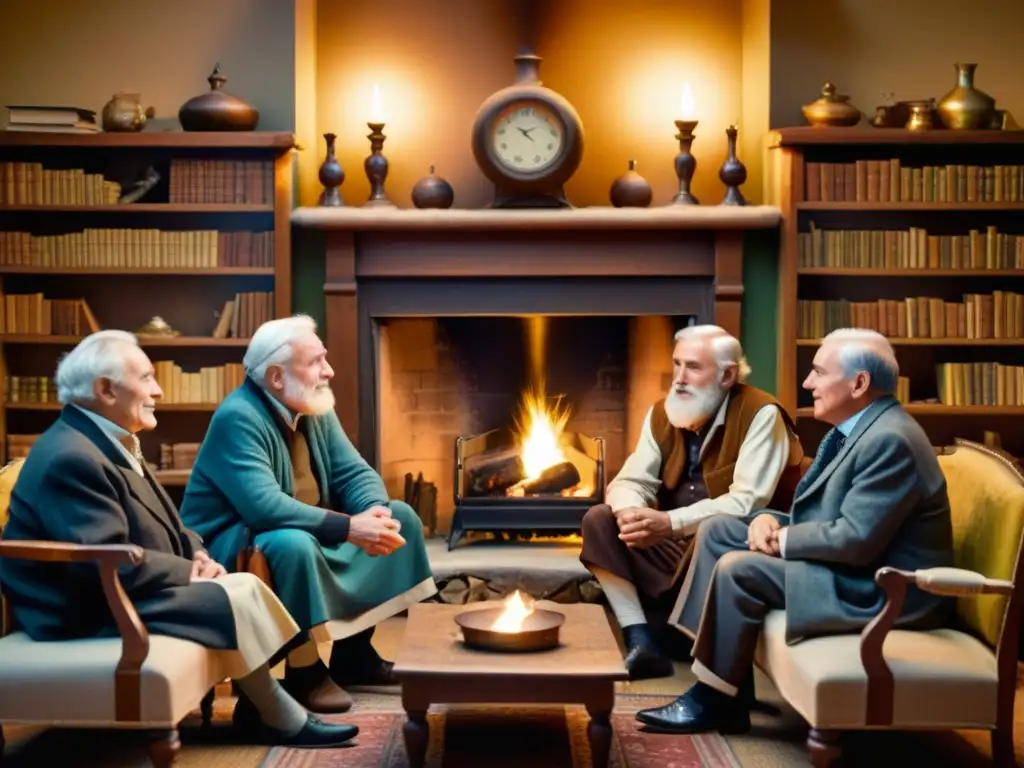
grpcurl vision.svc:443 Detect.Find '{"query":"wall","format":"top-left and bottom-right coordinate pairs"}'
top-left (0, 0), bottom-right (296, 132)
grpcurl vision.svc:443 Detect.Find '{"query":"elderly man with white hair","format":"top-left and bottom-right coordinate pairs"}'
top-left (636, 328), bottom-right (954, 735)
top-left (579, 324), bottom-right (806, 681)
top-left (0, 330), bottom-right (359, 748)
top-left (180, 315), bottom-right (436, 714)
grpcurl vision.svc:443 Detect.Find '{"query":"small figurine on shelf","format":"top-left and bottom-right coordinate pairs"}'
top-left (718, 125), bottom-right (747, 206)
top-left (317, 133), bottom-right (345, 207)
top-left (609, 160), bottom-right (652, 208)
top-left (135, 317), bottom-right (180, 337)
top-left (411, 166), bottom-right (454, 209)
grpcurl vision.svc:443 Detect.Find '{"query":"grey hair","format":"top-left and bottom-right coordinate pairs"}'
top-left (56, 330), bottom-right (140, 405)
top-left (823, 328), bottom-right (899, 394)
top-left (243, 314), bottom-right (319, 382)
top-left (674, 324), bottom-right (752, 384)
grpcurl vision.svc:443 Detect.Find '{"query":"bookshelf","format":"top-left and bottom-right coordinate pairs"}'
top-left (0, 130), bottom-right (295, 485)
top-left (767, 126), bottom-right (1024, 460)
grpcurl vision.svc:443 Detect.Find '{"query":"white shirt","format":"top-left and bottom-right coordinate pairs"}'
top-left (73, 404), bottom-right (145, 477)
top-left (605, 393), bottom-right (792, 537)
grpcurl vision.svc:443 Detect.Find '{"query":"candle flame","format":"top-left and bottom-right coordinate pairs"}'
top-left (491, 590), bottom-right (535, 633)
top-left (370, 84), bottom-right (384, 123)
top-left (680, 83), bottom-right (695, 120)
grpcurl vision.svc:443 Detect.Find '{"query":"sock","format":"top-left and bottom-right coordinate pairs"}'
top-left (287, 639), bottom-right (321, 669)
top-left (590, 566), bottom-right (647, 628)
top-left (235, 663), bottom-right (309, 736)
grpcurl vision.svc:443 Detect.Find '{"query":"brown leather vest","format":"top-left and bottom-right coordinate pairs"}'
top-left (650, 383), bottom-right (806, 512)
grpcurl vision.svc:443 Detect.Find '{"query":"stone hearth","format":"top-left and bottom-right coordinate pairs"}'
top-left (292, 206), bottom-right (781, 537)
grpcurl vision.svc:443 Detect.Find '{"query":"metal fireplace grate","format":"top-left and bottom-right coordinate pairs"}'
top-left (448, 426), bottom-right (605, 550)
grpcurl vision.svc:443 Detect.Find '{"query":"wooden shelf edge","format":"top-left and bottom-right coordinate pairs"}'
top-left (0, 131), bottom-right (296, 150)
top-left (0, 204), bottom-right (273, 213)
top-left (796, 338), bottom-right (1024, 346)
top-left (770, 126), bottom-right (1024, 146)
top-left (797, 268), bottom-right (1024, 277)
top-left (0, 335), bottom-right (250, 346)
top-left (797, 202), bottom-right (1024, 211)
top-left (0, 267), bottom-right (274, 276)
top-left (4, 402), bottom-right (221, 411)
top-left (796, 405), bottom-right (1024, 417)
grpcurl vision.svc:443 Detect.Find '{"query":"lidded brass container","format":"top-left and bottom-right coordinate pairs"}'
top-left (802, 82), bottom-right (861, 127)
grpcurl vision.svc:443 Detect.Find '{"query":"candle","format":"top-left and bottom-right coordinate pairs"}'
top-left (370, 84), bottom-right (384, 124)
top-left (680, 83), bottom-right (696, 121)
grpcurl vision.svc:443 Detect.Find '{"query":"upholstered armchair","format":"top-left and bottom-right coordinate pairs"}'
top-left (0, 459), bottom-right (218, 766)
top-left (755, 438), bottom-right (1024, 767)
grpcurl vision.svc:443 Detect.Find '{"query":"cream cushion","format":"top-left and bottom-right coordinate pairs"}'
top-left (0, 631), bottom-right (224, 727)
top-left (755, 610), bottom-right (999, 730)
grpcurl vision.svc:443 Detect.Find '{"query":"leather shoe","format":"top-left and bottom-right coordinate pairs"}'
top-left (232, 692), bottom-right (359, 748)
top-left (283, 659), bottom-right (353, 713)
top-left (635, 683), bottom-right (750, 735)
top-left (330, 658), bottom-right (398, 687)
top-left (621, 624), bottom-right (674, 681)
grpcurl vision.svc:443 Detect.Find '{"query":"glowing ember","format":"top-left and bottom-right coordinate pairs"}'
top-left (514, 384), bottom-right (571, 481)
top-left (491, 590), bottom-right (535, 633)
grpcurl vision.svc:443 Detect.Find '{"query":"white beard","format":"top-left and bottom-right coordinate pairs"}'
top-left (283, 373), bottom-right (336, 416)
top-left (664, 384), bottom-right (726, 430)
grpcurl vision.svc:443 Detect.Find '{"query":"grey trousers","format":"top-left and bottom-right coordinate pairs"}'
top-left (670, 515), bottom-right (785, 691)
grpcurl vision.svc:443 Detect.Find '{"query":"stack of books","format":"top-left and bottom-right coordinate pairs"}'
top-left (4, 105), bottom-right (98, 133)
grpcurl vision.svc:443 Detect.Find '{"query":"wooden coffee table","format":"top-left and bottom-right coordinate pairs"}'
top-left (393, 601), bottom-right (628, 768)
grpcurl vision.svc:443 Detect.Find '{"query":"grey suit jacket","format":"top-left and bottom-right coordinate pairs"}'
top-left (781, 396), bottom-right (954, 643)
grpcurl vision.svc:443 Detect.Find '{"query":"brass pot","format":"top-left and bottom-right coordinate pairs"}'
top-left (802, 82), bottom-right (861, 127)
top-left (102, 93), bottom-right (154, 132)
top-left (178, 64), bottom-right (259, 132)
top-left (937, 63), bottom-right (996, 130)
top-left (906, 100), bottom-right (937, 131)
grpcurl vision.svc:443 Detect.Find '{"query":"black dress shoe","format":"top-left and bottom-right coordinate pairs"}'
top-left (232, 692), bottom-right (359, 747)
top-left (635, 683), bottom-right (751, 735)
top-left (622, 624), bottom-right (674, 681)
top-left (283, 659), bottom-right (354, 713)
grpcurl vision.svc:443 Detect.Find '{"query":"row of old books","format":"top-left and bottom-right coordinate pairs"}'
top-left (4, 106), bottom-right (98, 135)
top-left (936, 362), bottom-right (1024, 407)
top-left (0, 229), bottom-right (275, 268)
top-left (212, 291), bottom-right (274, 339)
top-left (0, 163), bottom-right (122, 206)
top-left (798, 225), bottom-right (1024, 270)
top-left (798, 292), bottom-right (1023, 340)
top-left (0, 294), bottom-right (102, 336)
top-left (6, 433), bottom-right (39, 460)
top-left (168, 159), bottom-right (274, 205)
top-left (805, 160), bottom-right (1024, 204)
top-left (160, 442), bottom-right (200, 470)
top-left (4, 377), bottom-right (56, 404)
top-left (152, 361), bottom-right (246, 404)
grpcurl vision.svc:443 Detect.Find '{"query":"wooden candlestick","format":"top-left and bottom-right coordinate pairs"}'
top-left (317, 133), bottom-right (345, 207)
top-left (672, 119), bottom-right (700, 205)
top-left (364, 122), bottom-right (394, 208)
top-left (719, 124), bottom-right (748, 206)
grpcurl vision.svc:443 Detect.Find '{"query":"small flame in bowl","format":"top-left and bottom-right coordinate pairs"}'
top-left (491, 590), bottom-right (535, 633)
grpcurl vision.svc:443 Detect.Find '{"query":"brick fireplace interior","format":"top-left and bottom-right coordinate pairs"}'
top-left (376, 314), bottom-right (689, 534)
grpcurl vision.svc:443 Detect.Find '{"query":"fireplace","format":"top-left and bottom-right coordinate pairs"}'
top-left (293, 206), bottom-right (781, 540)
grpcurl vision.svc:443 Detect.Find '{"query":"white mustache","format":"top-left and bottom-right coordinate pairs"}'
top-left (673, 386), bottom-right (698, 396)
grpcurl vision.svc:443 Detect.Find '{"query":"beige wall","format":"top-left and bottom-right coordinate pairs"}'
top-left (769, 0), bottom-right (1024, 129)
top-left (0, 0), bottom-right (295, 132)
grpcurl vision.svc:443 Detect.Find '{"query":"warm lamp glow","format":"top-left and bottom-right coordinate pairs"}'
top-left (370, 84), bottom-right (384, 123)
top-left (680, 83), bottom-right (696, 120)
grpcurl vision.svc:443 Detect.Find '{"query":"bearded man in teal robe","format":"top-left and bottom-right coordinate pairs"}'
top-left (180, 315), bottom-right (436, 714)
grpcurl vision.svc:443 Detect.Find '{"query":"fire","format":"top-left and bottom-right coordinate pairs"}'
top-left (491, 590), bottom-right (535, 633)
top-left (514, 384), bottom-right (571, 481)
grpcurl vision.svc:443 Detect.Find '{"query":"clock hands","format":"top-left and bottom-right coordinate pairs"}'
top-left (517, 126), bottom-right (537, 142)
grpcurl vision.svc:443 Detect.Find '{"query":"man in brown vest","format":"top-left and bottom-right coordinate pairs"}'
top-left (579, 325), bottom-right (804, 680)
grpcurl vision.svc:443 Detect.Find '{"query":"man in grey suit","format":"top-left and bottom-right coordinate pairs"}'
top-left (635, 328), bottom-right (954, 734)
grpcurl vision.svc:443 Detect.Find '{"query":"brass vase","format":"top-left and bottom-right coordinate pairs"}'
top-left (937, 63), bottom-right (996, 130)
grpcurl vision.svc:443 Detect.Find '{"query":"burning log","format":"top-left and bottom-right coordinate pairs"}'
top-left (466, 448), bottom-right (526, 496)
top-left (509, 461), bottom-right (581, 496)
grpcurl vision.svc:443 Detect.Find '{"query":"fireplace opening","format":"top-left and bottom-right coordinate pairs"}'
top-left (375, 314), bottom-right (693, 544)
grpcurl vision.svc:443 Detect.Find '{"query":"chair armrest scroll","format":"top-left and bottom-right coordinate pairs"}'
top-left (912, 566), bottom-right (1014, 597)
top-left (0, 539), bottom-right (150, 721)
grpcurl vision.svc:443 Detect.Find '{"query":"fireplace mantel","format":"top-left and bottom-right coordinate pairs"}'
top-left (293, 205), bottom-right (781, 456)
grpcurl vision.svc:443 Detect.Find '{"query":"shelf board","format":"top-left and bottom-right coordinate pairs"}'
top-left (0, 266), bottom-right (274, 276)
top-left (0, 334), bottom-right (249, 346)
top-left (0, 131), bottom-right (296, 150)
top-left (797, 202), bottom-right (1024, 211)
top-left (798, 268), bottom-right (1024, 277)
top-left (771, 126), bottom-right (1024, 147)
top-left (797, 404), bottom-right (1024, 417)
top-left (151, 469), bottom-right (192, 486)
top-left (797, 337), bottom-right (1024, 346)
top-left (4, 401), bottom-right (220, 411)
top-left (0, 204), bottom-right (273, 213)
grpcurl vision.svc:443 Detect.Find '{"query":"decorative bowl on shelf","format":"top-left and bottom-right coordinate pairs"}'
top-left (135, 316), bottom-right (180, 337)
top-left (802, 82), bottom-right (861, 127)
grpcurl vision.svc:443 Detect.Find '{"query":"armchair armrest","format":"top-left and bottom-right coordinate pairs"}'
top-left (0, 540), bottom-right (150, 721)
top-left (859, 566), bottom-right (1015, 727)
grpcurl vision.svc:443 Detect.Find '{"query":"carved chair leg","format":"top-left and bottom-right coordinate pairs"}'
top-left (991, 726), bottom-right (1016, 768)
top-left (0, 723), bottom-right (5, 760)
top-left (806, 728), bottom-right (842, 768)
top-left (200, 688), bottom-right (215, 727)
top-left (147, 729), bottom-right (181, 768)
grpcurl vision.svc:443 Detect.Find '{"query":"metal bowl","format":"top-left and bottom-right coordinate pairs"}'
top-left (454, 607), bottom-right (566, 652)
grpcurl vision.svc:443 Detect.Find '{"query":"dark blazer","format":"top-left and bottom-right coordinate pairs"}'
top-left (781, 396), bottom-right (954, 642)
top-left (0, 406), bottom-right (237, 649)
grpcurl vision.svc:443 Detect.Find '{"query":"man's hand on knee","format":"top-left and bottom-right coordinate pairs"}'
top-left (617, 508), bottom-right (672, 548)
top-left (349, 509), bottom-right (406, 556)
top-left (747, 513), bottom-right (781, 556)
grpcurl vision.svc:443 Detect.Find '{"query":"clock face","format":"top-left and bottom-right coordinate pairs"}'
top-left (490, 101), bottom-right (565, 175)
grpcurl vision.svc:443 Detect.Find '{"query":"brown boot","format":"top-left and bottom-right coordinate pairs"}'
top-left (282, 659), bottom-right (353, 714)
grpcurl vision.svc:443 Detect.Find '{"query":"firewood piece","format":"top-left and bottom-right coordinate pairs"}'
top-left (466, 449), bottom-right (525, 495)
top-left (419, 482), bottom-right (437, 535)
top-left (518, 461), bottom-right (580, 495)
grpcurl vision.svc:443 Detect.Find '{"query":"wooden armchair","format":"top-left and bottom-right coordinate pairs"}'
top-left (755, 438), bottom-right (1024, 767)
top-left (0, 459), bottom-right (218, 766)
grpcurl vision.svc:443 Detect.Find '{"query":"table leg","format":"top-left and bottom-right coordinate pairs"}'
top-left (403, 708), bottom-right (429, 768)
top-left (586, 706), bottom-right (612, 768)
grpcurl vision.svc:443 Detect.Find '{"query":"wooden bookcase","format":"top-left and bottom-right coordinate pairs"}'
top-left (767, 126), bottom-right (1024, 459)
top-left (0, 131), bottom-right (295, 486)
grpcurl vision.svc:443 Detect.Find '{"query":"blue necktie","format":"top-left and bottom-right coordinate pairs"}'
top-left (795, 427), bottom-right (845, 498)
